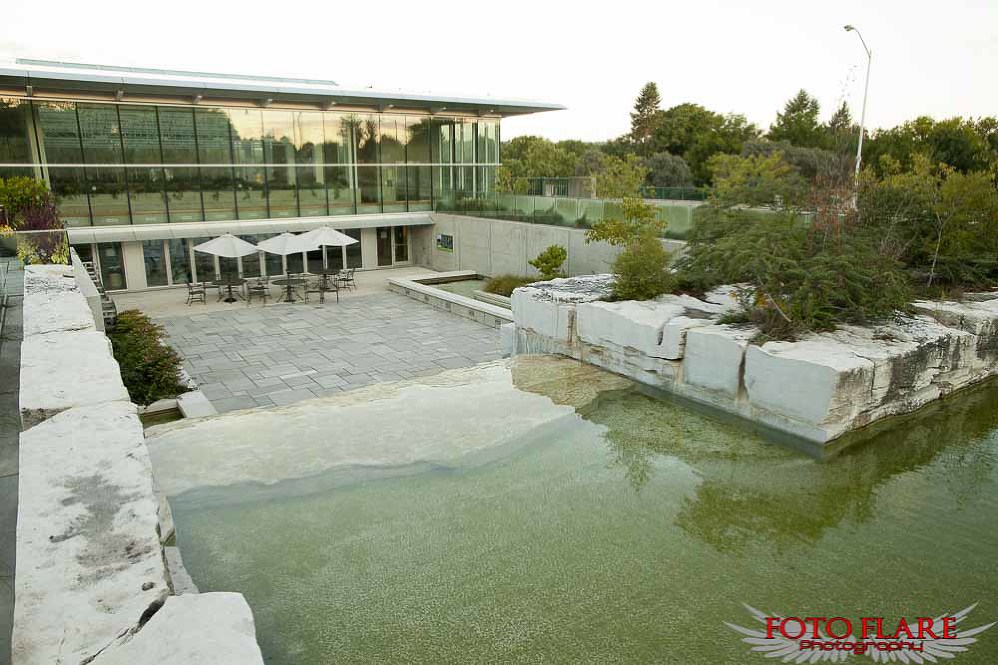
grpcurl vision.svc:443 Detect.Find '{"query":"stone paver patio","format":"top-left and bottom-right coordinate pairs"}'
top-left (157, 292), bottom-right (502, 413)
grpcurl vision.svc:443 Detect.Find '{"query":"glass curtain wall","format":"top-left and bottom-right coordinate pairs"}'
top-left (2, 98), bottom-right (500, 226)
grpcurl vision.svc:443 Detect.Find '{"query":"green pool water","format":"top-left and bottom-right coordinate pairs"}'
top-left (433, 278), bottom-right (488, 299)
top-left (168, 363), bottom-right (998, 663)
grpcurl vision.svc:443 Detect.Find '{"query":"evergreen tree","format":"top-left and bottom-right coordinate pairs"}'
top-left (630, 82), bottom-right (662, 153)
top-left (769, 90), bottom-right (825, 148)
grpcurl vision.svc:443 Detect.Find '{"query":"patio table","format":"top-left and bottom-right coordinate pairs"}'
top-left (211, 276), bottom-right (247, 303)
top-left (272, 276), bottom-right (307, 303)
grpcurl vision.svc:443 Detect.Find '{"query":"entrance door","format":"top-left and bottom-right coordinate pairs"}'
top-left (376, 226), bottom-right (393, 266)
top-left (393, 226), bottom-right (409, 263)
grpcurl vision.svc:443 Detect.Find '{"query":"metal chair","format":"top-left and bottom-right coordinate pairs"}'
top-left (186, 281), bottom-right (206, 306)
top-left (246, 277), bottom-right (271, 306)
top-left (304, 276), bottom-right (329, 304)
top-left (339, 268), bottom-right (356, 290)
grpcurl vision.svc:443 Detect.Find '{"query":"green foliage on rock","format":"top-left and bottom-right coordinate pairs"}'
top-left (611, 237), bottom-right (675, 301)
top-left (483, 274), bottom-right (536, 297)
top-left (529, 245), bottom-right (568, 280)
top-left (109, 310), bottom-right (188, 406)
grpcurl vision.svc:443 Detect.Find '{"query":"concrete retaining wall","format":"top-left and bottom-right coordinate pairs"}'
top-left (422, 214), bottom-right (685, 278)
top-left (387, 271), bottom-right (513, 328)
top-left (510, 276), bottom-right (998, 446)
top-left (15, 264), bottom-right (262, 663)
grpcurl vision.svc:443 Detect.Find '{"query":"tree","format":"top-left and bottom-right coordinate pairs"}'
top-left (593, 155), bottom-right (649, 198)
top-left (643, 152), bottom-right (694, 188)
top-left (500, 136), bottom-right (580, 180)
top-left (769, 90), bottom-right (825, 148)
top-left (741, 139), bottom-right (850, 182)
top-left (495, 166), bottom-right (529, 194)
top-left (529, 245), bottom-right (568, 280)
top-left (708, 152), bottom-right (807, 209)
top-left (825, 101), bottom-right (857, 154)
top-left (630, 82), bottom-right (662, 153)
top-left (585, 198), bottom-right (665, 246)
top-left (651, 104), bottom-right (760, 185)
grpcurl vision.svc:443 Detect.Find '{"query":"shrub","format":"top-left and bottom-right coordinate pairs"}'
top-left (529, 245), bottom-right (568, 280)
top-left (0, 176), bottom-right (51, 225)
top-left (483, 274), bottom-right (536, 297)
top-left (108, 310), bottom-right (188, 406)
top-left (611, 237), bottom-right (676, 301)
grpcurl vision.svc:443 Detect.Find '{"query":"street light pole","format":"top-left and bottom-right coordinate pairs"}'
top-left (845, 25), bottom-right (872, 184)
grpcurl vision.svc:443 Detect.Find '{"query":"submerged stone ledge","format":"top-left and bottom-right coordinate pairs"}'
top-left (510, 276), bottom-right (998, 445)
top-left (15, 262), bottom-right (263, 664)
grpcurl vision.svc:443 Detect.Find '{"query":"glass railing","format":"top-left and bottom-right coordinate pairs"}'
top-left (432, 191), bottom-right (701, 239)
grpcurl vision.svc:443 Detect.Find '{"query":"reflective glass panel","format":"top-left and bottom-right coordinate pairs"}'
top-left (407, 165), bottom-right (432, 211)
top-left (228, 109), bottom-right (265, 165)
top-left (354, 115), bottom-right (379, 164)
top-left (294, 112), bottom-right (324, 166)
top-left (119, 106), bottom-right (162, 163)
top-left (381, 165), bottom-right (406, 212)
top-left (128, 167), bottom-right (169, 223)
top-left (98, 242), bottom-right (126, 290)
top-left (238, 237), bottom-right (262, 278)
top-left (47, 167), bottom-right (90, 226)
top-left (159, 107), bottom-right (199, 164)
top-left (190, 236), bottom-right (216, 281)
top-left (322, 113), bottom-right (352, 164)
top-left (297, 165), bottom-right (327, 217)
top-left (325, 165), bottom-right (355, 215)
top-left (194, 108), bottom-right (233, 164)
top-left (356, 165), bottom-right (381, 214)
top-left (87, 167), bottom-right (130, 225)
top-left (78, 104), bottom-right (124, 164)
top-left (406, 117), bottom-right (431, 163)
top-left (33, 102), bottom-right (83, 163)
top-left (233, 167), bottom-right (267, 219)
top-left (0, 97), bottom-right (35, 163)
top-left (142, 240), bottom-right (168, 286)
top-left (393, 226), bottom-right (409, 263)
top-left (200, 167), bottom-right (237, 221)
top-left (164, 167), bottom-right (204, 222)
top-left (379, 116), bottom-right (404, 163)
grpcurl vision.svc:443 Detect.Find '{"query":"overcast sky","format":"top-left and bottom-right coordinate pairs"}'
top-left (2, 0), bottom-right (995, 143)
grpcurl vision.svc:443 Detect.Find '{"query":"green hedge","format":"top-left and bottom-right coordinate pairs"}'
top-left (109, 310), bottom-right (188, 406)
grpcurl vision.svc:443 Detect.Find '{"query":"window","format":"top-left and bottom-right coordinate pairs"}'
top-left (234, 166), bottom-right (267, 219)
top-left (325, 165), bottom-right (355, 215)
top-left (86, 166), bottom-right (130, 225)
top-left (322, 113), bottom-right (352, 165)
top-left (229, 109), bottom-right (265, 165)
top-left (238, 237), bottom-right (262, 278)
top-left (345, 229), bottom-right (362, 268)
top-left (47, 166), bottom-right (90, 226)
top-left (381, 164), bottom-right (406, 212)
top-left (354, 115), bottom-right (379, 164)
top-left (190, 236), bottom-right (216, 281)
top-left (193, 108), bottom-right (231, 164)
top-left (119, 106), bottom-right (168, 223)
top-left (168, 238), bottom-right (192, 283)
top-left (356, 165), bottom-right (381, 214)
top-left (165, 167), bottom-right (204, 222)
top-left (97, 242), bottom-right (126, 290)
top-left (142, 240), bottom-right (168, 286)
top-left (393, 226), bottom-right (409, 263)
top-left (0, 97), bottom-right (35, 164)
top-left (78, 104), bottom-right (124, 165)
top-left (33, 102), bottom-right (84, 164)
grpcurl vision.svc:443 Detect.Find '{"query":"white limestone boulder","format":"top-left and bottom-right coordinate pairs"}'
top-left (682, 325), bottom-right (757, 398)
top-left (511, 275), bottom-right (612, 342)
top-left (23, 289), bottom-right (96, 337)
top-left (499, 322), bottom-right (515, 358)
top-left (23, 263), bottom-right (77, 294)
top-left (744, 339), bottom-right (874, 438)
top-left (19, 329), bottom-right (130, 427)
top-left (576, 300), bottom-right (687, 358)
top-left (912, 299), bottom-right (998, 368)
top-left (14, 401), bottom-right (171, 665)
top-left (95, 593), bottom-right (263, 664)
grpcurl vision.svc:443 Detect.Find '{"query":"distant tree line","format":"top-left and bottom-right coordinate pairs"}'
top-left (499, 82), bottom-right (998, 197)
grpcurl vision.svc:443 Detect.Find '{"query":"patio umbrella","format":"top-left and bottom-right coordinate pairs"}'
top-left (256, 232), bottom-right (316, 258)
top-left (192, 233), bottom-right (259, 258)
top-left (297, 226), bottom-right (358, 269)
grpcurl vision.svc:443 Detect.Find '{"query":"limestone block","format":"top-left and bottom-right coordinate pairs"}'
top-left (95, 593), bottom-right (263, 664)
top-left (744, 339), bottom-right (874, 428)
top-left (163, 547), bottom-right (199, 595)
top-left (576, 300), bottom-right (686, 357)
top-left (177, 390), bottom-right (218, 418)
top-left (499, 322), bottom-right (515, 358)
top-left (23, 290), bottom-right (96, 337)
top-left (912, 299), bottom-right (998, 366)
top-left (511, 275), bottom-right (612, 342)
top-left (23, 264), bottom-right (77, 294)
top-left (19, 330), bottom-right (129, 427)
top-left (14, 402), bottom-right (171, 664)
top-left (661, 316), bottom-right (712, 360)
top-left (682, 325), bottom-right (757, 398)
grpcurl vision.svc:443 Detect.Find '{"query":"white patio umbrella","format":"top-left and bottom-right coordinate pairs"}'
top-left (297, 226), bottom-right (358, 269)
top-left (192, 233), bottom-right (259, 258)
top-left (256, 232), bottom-right (316, 259)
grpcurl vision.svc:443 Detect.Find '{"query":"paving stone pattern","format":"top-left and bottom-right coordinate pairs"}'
top-left (159, 292), bottom-right (502, 414)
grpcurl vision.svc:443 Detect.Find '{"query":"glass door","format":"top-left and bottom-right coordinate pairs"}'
top-left (393, 226), bottom-right (409, 263)
top-left (376, 226), bottom-right (393, 267)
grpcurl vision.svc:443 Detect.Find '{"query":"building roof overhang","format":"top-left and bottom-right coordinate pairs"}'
top-left (0, 59), bottom-right (565, 117)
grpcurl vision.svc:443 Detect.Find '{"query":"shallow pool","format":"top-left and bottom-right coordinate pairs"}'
top-left (160, 357), bottom-right (998, 663)
top-left (433, 278), bottom-right (488, 299)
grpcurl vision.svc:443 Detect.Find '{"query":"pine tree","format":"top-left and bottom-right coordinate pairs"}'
top-left (630, 82), bottom-right (662, 153)
top-left (768, 90), bottom-right (824, 148)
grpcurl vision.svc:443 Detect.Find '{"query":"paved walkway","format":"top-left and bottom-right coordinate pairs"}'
top-left (158, 292), bottom-right (502, 413)
top-left (0, 258), bottom-right (24, 665)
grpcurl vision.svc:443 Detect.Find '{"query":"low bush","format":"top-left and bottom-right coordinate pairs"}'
top-left (483, 274), bottom-right (535, 297)
top-left (109, 310), bottom-right (188, 406)
top-left (529, 245), bottom-right (568, 280)
top-left (611, 237), bottom-right (676, 301)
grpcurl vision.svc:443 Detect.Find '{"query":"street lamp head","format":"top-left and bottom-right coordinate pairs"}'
top-left (844, 24), bottom-right (855, 32)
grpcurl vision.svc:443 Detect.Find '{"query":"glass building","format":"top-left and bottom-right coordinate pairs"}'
top-left (0, 60), bottom-right (561, 290)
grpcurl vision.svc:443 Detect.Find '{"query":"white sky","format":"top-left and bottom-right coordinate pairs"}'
top-left (1, 0), bottom-right (995, 142)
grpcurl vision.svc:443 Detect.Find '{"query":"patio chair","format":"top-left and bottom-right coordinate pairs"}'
top-left (186, 281), bottom-right (206, 306)
top-left (339, 268), bottom-right (356, 290)
top-left (304, 276), bottom-right (333, 304)
top-left (246, 277), bottom-right (271, 306)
